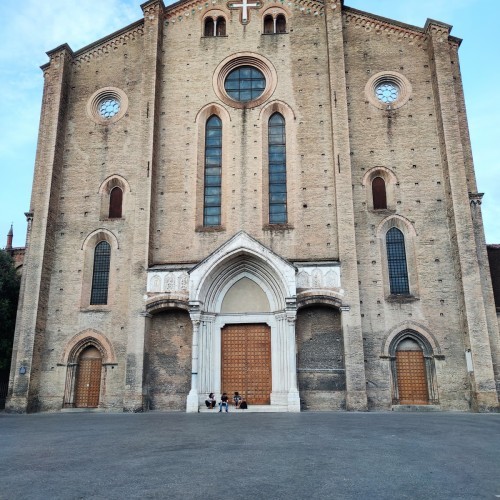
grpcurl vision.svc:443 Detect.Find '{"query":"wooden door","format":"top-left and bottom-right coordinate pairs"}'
top-left (75, 357), bottom-right (102, 408)
top-left (396, 350), bottom-right (429, 405)
top-left (221, 324), bottom-right (271, 405)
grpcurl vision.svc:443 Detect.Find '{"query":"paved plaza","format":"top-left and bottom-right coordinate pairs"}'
top-left (1, 411), bottom-right (499, 499)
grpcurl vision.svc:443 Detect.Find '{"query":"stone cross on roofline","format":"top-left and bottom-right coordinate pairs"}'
top-left (228, 0), bottom-right (262, 24)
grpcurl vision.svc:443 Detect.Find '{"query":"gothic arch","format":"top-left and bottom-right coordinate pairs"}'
top-left (382, 321), bottom-right (442, 358)
top-left (382, 325), bottom-right (440, 405)
top-left (195, 103), bottom-right (231, 229)
top-left (61, 329), bottom-right (116, 365)
top-left (81, 228), bottom-right (119, 251)
top-left (98, 175), bottom-right (131, 220)
top-left (61, 329), bottom-right (116, 409)
top-left (296, 292), bottom-right (344, 311)
top-left (80, 229), bottom-right (119, 308)
top-left (362, 166), bottom-right (398, 211)
top-left (377, 215), bottom-right (419, 298)
top-left (145, 295), bottom-right (190, 314)
top-left (190, 232), bottom-right (295, 312)
top-left (259, 101), bottom-right (297, 228)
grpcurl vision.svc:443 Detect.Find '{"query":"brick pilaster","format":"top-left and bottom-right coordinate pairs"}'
top-left (325, 0), bottom-right (367, 411)
top-left (426, 19), bottom-right (498, 410)
top-left (6, 44), bottom-right (74, 412)
top-left (122, 0), bottom-right (165, 412)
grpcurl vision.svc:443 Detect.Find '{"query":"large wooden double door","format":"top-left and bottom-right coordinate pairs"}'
top-left (396, 350), bottom-right (429, 405)
top-left (221, 324), bottom-right (271, 405)
top-left (75, 347), bottom-right (102, 408)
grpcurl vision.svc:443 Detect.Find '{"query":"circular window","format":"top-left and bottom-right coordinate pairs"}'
top-left (98, 98), bottom-right (121, 119)
top-left (87, 87), bottom-right (128, 124)
top-left (365, 72), bottom-right (412, 110)
top-left (375, 82), bottom-right (399, 104)
top-left (213, 53), bottom-right (277, 109)
top-left (224, 66), bottom-right (266, 102)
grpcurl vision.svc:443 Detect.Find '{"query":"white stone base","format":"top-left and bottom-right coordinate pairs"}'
top-left (186, 390), bottom-right (200, 413)
top-left (199, 405), bottom-right (291, 413)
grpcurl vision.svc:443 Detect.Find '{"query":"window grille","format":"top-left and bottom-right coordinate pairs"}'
top-left (90, 241), bottom-right (111, 305)
top-left (204, 115), bottom-right (222, 226)
top-left (268, 113), bottom-right (287, 224)
top-left (386, 227), bottom-right (409, 294)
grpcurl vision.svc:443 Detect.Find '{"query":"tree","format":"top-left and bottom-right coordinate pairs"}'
top-left (0, 250), bottom-right (21, 379)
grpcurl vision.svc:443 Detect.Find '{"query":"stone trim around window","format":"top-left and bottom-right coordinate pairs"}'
top-left (364, 71), bottom-right (412, 111)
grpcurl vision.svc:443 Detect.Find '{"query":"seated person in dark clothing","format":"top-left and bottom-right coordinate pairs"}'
top-left (205, 392), bottom-right (216, 409)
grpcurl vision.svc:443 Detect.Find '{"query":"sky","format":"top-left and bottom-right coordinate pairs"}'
top-left (0, 0), bottom-right (498, 247)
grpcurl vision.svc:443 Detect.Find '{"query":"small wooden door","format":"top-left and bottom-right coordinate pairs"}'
top-left (396, 350), bottom-right (429, 405)
top-left (75, 347), bottom-right (102, 408)
top-left (221, 324), bottom-right (271, 405)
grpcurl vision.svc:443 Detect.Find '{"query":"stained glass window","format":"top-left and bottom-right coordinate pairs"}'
top-left (90, 241), bottom-right (111, 305)
top-left (268, 113), bottom-right (287, 224)
top-left (204, 115), bottom-right (222, 226)
top-left (386, 227), bottom-right (409, 294)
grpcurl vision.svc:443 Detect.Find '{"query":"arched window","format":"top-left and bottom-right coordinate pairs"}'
top-left (90, 241), bottom-right (111, 305)
top-left (268, 113), bottom-right (287, 224)
top-left (276, 14), bottom-right (286, 33)
top-left (372, 176), bottom-right (387, 210)
top-left (386, 227), bottom-right (409, 294)
top-left (108, 186), bottom-right (123, 218)
top-left (216, 16), bottom-right (226, 36)
top-left (204, 115), bottom-right (222, 226)
top-left (263, 15), bottom-right (274, 34)
top-left (204, 18), bottom-right (214, 37)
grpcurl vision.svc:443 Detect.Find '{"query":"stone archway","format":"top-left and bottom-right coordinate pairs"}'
top-left (186, 231), bottom-right (300, 412)
top-left (295, 304), bottom-right (345, 410)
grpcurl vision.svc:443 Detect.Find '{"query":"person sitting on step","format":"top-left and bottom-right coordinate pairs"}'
top-left (219, 393), bottom-right (229, 412)
top-left (205, 392), bottom-right (216, 409)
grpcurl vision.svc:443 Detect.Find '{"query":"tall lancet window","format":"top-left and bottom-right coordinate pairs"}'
top-left (204, 115), bottom-right (222, 226)
top-left (109, 186), bottom-right (123, 218)
top-left (90, 241), bottom-right (111, 305)
top-left (386, 227), bottom-right (409, 294)
top-left (372, 176), bottom-right (387, 210)
top-left (268, 113), bottom-right (287, 224)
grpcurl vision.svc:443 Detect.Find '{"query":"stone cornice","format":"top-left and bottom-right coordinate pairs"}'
top-left (165, 0), bottom-right (324, 21)
top-left (343, 7), bottom-right (426, 44)
top-left (72, 19), bottom-right (144, 65)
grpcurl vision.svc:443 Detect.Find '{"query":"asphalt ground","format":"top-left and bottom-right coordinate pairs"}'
top-left (1, 411), bottom-right (499, 499)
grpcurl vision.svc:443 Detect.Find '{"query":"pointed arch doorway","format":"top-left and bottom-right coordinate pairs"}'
top-left (75, 347), bottom-right (102, 408)
top-left (221, 323), bottom-right (272, 405)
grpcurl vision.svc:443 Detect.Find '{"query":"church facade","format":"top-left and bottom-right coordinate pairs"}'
top-left (7, 0), bottom-right (499, 413)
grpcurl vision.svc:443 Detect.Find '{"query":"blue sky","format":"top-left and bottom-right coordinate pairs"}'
top-left (0, 0), bottom-right (498, 247)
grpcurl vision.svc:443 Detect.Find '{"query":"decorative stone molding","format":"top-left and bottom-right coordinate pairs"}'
top-left (213, 52), bottom-right (277, 109)
top-left (469, 192), bottom-right (484, 207)
top-left (295, 263), bottom-right (341, 291)
top-left (147, 269), bottom-right (191, 294)
top-left (344, 9), bottom-right (426, 45)
top-left (73, 22), bottom-right (144, 65)
top-left (86, 87), bottom-right (129, 125)
top-left (165, 0), bottom-right (323, 23)
top-left (365, 71), bottom-right (412, 111)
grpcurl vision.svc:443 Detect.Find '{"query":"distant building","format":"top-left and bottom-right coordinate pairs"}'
top-left (4, 225), bottom-right (25, 274)
top-left (6, 0), bottom-right (500, 413)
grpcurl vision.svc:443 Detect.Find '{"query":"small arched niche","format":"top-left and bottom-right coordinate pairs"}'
top-left (220, 277), bottom-right (270, 313)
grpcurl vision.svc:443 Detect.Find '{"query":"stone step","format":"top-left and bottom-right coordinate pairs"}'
top-left (391, 404), bottom-right (441, 412)
top-left (199, 405), bottom-right (289, 413)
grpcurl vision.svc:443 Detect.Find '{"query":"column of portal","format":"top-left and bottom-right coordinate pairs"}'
top-left (271, 313), bottom-right (287, 405)
top-left (286, 299), bottom-right (300, 411)
top-left (186, 303), bottom-right (201, 412)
